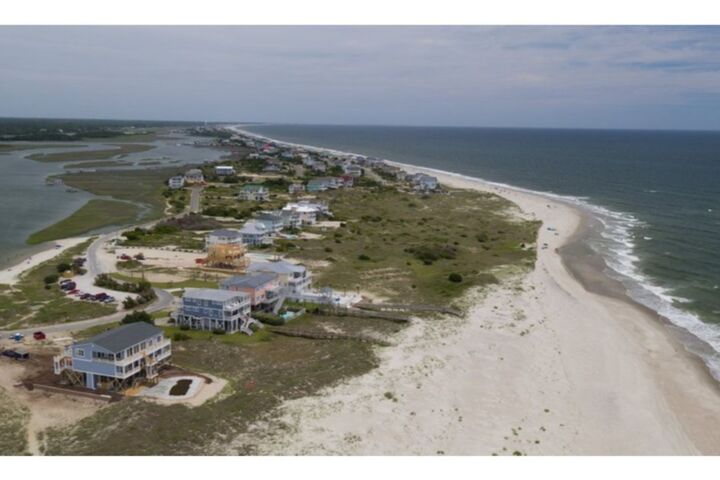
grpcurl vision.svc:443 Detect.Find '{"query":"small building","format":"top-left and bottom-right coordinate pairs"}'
top-left (254, 211), bottom-right (285, 232)
top-left (239, 221), bottom-right (272, 246)
top-left (185, 168), bottom-right (204, 184)
top-left (168, 175), bottom-right (185, 189)
top-left (220, 273), bottom-right (281, 308)
top-left (215, 165), bottom-right (236, 176)
top-left (206, 229), bottom-right (243, 249)
top-left (247, 259), bottom-right (312, 296)
top-left (288, 183), bottom-right (305, 195)
top-left (410, 174), bottom-right (439, 192)
top-left (177, 288), bottom-right (253, 334)
top-left (307, 177), bottom-right (334, 192)
top-left (53, 322), bottom-right (172, 391)
top-left (339, 175), bottom-right (355, 188)
top-left (239, 184), bottom-right (270, 201)
top-left (282, 203), bottom-right (319, 225)
top-left (343, 164), bottom-right (363, 177)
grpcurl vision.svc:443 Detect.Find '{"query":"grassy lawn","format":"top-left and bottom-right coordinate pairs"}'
top-left (27, 199), bottom-right (143, 245)
top-left (281, 186), bottom-right (539, 305)
top-left (27, 143), bottom-right (155, 163)
top-left (0, 240), bottom-right (115, 329)
top-left (59, 167), bottom-right (186, 221)
top-left (110, 272), bottom-right (220, 290)
top-left (0, 388), bottom-right (29, 455)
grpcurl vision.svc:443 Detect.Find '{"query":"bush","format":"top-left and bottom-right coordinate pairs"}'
top-left (448, 273), bottom-right (463, 283)
top-left (56, 262), bottom-right (71, 273)
top-left (179, 324), bottom-right (190, 331)
top-left (123, 296), bottom-right (137, 309)
top-left (43, 274), bottom-right (59, 284)
top-left (172, 332), bottom-right (191, 341)
top-left (358, 254), bottom-right (370, 261)
top-left (211, 328), bottom-right (226, 335)
top-left (121, 310), bottom-right (154, 325)
top-left (253, 312), bottom-right (284, 326)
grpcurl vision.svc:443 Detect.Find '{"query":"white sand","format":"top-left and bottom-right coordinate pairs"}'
top-left (0, 237), bottom-right (89, 285)
top-left (230, 165), bottom-right (720, 455)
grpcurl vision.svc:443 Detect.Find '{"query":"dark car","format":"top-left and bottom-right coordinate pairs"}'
top-left (33, 331), bottom-right (46, 341)
top-left (1, 349), bottom-right (29, 360)
top-left (80, 293), bottom-right (93, 300)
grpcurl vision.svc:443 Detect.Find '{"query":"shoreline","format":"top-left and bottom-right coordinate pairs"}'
top-left (226, 158), bottom-right (720, 454)
top-left (0, 236), bottom-right (90, 285)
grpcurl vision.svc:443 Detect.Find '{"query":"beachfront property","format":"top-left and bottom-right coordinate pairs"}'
top-left (184, 168), bottom-right (204, 184)
top-left (308, 160), bottom-right (327, 173)
top-left (239, 184), bottom-right (270, 201)
top-left (263, 159), bottom-right (283, 173)
top-left (247, 259), bottom-right (312, 296)
top-left (239, 220), bottom-right (273, 246)
top-left (307, 177), bottom-right (341, 192)
top-left (408, 173), bottom-right (439, 192)
top-left (215, 165), bottom-right (236, 176)
top-left (288, 182), bottom-right (306, 195)
top-left (168, 175), bottom-right (186, 189)
top-left (53, 322), bottom-right (172, 391)
top-left (281, 200), bottom-right (330, 225)
top-left (220, 273), bottom-right (281, 308)
top-left (343, 164), bottom-right (363, 177)
top-left (254, 211), bottom-right (285, 232)
top-left (176, 288), bottom-right (254, 334)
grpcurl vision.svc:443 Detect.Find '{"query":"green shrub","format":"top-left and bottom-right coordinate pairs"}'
top-left (56, 262), bottom-right (71, 273)
top-left (43, 274), bottom-right (59, 284)
top-left (172, 332), bottom-right (191, 341)
top-left (121, 310), bottom-right (154, 325)
top-left (448, 273), bottom-right (463, 283)
top-left (358, 254), bottom-right (370, 261)
top-left (179, 324), bottom-right (190, 331)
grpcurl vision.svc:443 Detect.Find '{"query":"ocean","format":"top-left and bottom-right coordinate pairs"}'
top-left (242, 123), bottom-right (720, 377)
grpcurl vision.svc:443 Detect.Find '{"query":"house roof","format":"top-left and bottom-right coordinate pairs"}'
top-left (242, 184), bottom-right (267, 192)
top-left (183, 288), bottom-right (248, 302)
top-left (80, 322), bottom-right (162, 354)
top-left (248, 260), bottom-right (305, 275)
top-left (185, 168), bottom-right (203, 176)
top-left (239, 221), bottom-right (268, 235)
top-left (209, 229), bottom-right (242, 238)
top-left (220, 273), bottom-right (278, 289)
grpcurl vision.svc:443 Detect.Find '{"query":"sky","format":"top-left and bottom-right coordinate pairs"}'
top-left (2, 26), bottom-right (720, 130)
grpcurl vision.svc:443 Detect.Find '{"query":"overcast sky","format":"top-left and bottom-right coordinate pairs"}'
top-left (2, 26), bottom-right (720, 130)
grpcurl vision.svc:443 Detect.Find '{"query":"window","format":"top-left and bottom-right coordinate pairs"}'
top-left (76, 349), bottom-right (85, 358)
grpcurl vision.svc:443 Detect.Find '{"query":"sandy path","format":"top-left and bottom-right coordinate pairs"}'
top-left (227, 164), bottom-right (720, 455)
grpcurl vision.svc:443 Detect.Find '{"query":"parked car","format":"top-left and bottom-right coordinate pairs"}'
top-left (11, 333), bottom-right (24, 342)
top-left (1, 349), bottom-right (29, 360)
top-left (59, 278), bottom-right (73, 285)
top-left (33, 331), bottom-right (46, 341)
top-left (119, 254), bottom-right (131, 260)
top-left (68, 289), bottom-right (79, 295)
top-left (94, 292), bottom-right (109, 301)
top-left (80, 293), bottom-right (92, 300)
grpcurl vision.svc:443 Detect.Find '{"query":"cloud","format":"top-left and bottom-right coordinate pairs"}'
top-left (0, 26), bottom-right (719, 129)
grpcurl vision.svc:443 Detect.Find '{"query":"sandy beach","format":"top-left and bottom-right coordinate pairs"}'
top-left (232, 164), bottom-right (720, 455)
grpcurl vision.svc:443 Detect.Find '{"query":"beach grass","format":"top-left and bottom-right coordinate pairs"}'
top-left (283, 186), bottom-right (539, 305)
top-left (0, 388), bottom-right (30, 455)
top-left (41, 312), bottom-right (393, 455)
top-left (27, 143), bottom-right (155, 163)
top-left (27, 199), bottom-right (143, 245)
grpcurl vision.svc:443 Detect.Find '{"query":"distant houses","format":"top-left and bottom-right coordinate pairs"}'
top-left (408, 173), bottom-right (439, 192)
top-left (239, 184), bottom-right (270, 201)
top-left (288, 183), bottom-right (305, 195)
top-left (238, 221), bottom-right (272, 246)
top-left (248, 259), bottom-right (312, 297)
top-left (282, 201), bottom-right (329, 225)
top-left (254, 211), bottom-right (285, 232)
top-left (215, 165), bottom-right (236, 176)
top-left (343, 164), bottom-right (363, 177)
top-left (53, 322), bottom-right (172, 391)
top-left (168, 175), bottom-right (185, 189)
top-left (176, 288), bottom-right (254, 334)
top-left (184, 168), bottom-right (204, 184)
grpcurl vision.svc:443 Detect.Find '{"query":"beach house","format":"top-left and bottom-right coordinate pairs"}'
top-left (288, 183), bottom-right (306, 195)
top-left (239, 184), bottom-right (270, 201)
top-left (411, 174), bottom-right (439, 192)
top-left (239, 220), bottom-right (272, 246)
top-left (219, 273), bottom-right (281, 308)
top-left (307, 177), bottom-right (340, 192)
top-left (176, 288), bottom-right (253, 334)
top-left (254, 211), bottom-right (285, 232)
top-left (184, 168), bottom-right (204, 184)
top-left (168, 175), bottom-right (185, 189)
top-left (247, 259), bottom-right (312, 296)
top-left (215, 165), bottom-right (236, 176)
top-left (343, 164), bottom-right (363, 177)
top-left (53, 322), bottom-right (172, 391)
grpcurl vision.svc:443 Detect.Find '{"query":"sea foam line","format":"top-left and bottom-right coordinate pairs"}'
top-left (229, 124), bottom-right (720, 380)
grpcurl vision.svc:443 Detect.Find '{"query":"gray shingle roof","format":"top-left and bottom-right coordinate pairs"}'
top-left (220, 273), bottom-right (278, 289)
top-left (80, 322), bottom-right (162, 354)
top-left (183, 288), bottom-right (247, 302)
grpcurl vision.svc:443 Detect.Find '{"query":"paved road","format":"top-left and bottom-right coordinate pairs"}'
top-left (189, 186), bottom-right (203, 213)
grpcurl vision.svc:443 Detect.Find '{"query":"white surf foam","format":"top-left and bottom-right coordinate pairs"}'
top-left (229, 124), bottom-right (720, 380)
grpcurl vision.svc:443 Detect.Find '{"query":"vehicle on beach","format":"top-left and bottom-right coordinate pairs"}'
top-left (33, 331), bottom-right (46, 341)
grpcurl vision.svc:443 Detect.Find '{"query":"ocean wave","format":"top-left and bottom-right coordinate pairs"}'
top-left (231, 124), bottom-right (720, 381)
